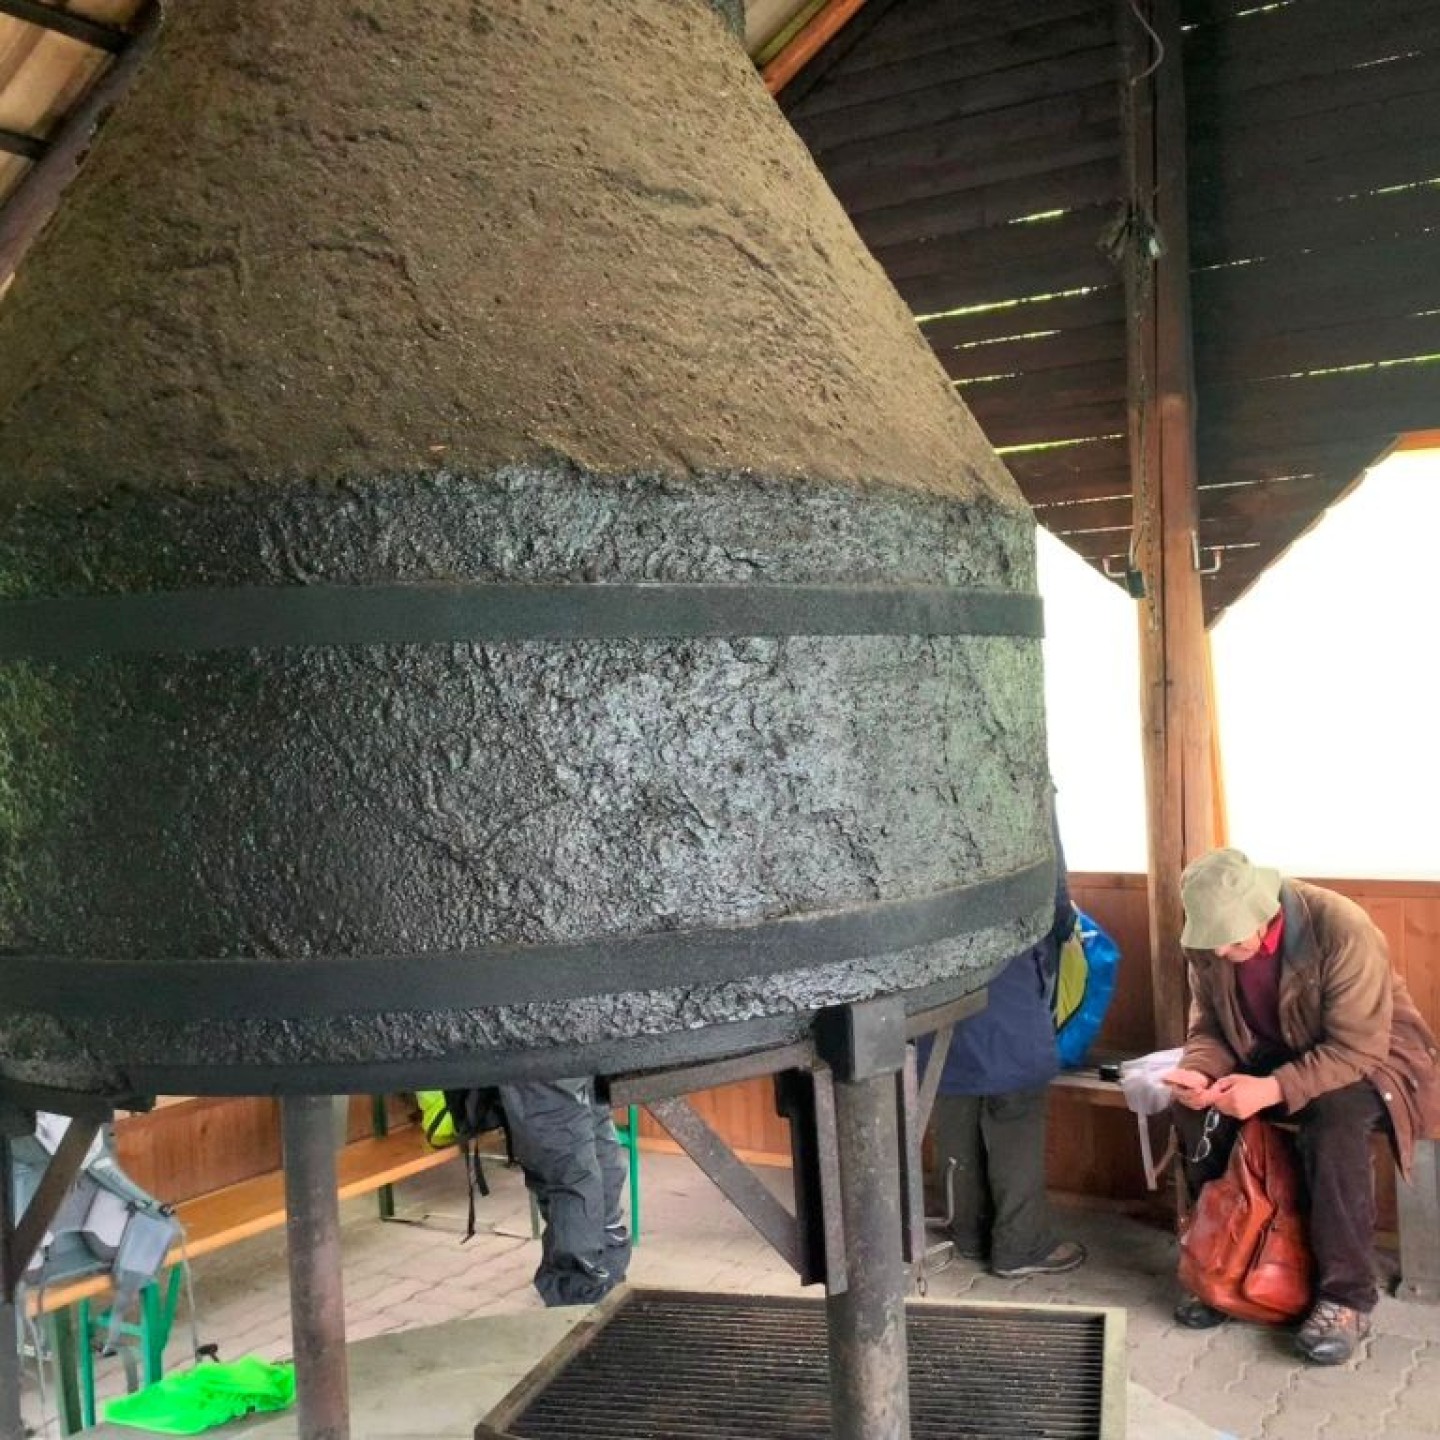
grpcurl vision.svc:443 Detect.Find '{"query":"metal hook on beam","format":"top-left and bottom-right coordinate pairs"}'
top-left (1101, 555), bottom-right (1148, 598)
top-left (1191, 533), bottom-right (1223, 576)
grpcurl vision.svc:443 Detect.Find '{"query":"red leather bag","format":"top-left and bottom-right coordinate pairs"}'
top-left (1177, 1117), bottom-right (1313, 1324)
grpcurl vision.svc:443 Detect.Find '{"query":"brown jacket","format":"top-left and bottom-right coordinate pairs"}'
top-left (1179, 878), bottom-right (1440, 1176)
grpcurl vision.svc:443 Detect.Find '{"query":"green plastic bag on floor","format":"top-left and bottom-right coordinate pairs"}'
top-left (103, 1358), bottom-right (297, 1434)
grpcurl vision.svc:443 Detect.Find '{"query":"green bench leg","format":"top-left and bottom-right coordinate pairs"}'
top-left (46, 1305), bottom-right (84, 1437)
top-left (371, 1096), bottom-right (397, 1221)
top-left (620, 1105), bottom-right (641, 1245)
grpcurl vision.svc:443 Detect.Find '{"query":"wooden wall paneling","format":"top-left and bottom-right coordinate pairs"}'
top-left (1070, 873), bottom-right (1157, 1056)
top-left (1399, 893), bottom-right (1440, 1022)
top-left (635, 1078), bottom-right (793, 1168)
top-left (115, 1098), bottom-right (282, 1205)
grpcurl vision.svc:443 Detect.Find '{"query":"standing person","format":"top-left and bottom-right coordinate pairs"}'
top-left (925, 842), bottom-right (1086, 1278)
top-left (498, 1078), bottom-right (631, 1307)
top-left (1164, 848), bottom-right (1440, 1364)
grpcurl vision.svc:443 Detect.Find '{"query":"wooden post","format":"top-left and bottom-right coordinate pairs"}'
top-left (1117, 0), bottom-right (1218, 1047)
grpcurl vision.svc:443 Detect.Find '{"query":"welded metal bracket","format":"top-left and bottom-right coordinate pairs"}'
top-left (606, 989), bottom-right (976, 1295)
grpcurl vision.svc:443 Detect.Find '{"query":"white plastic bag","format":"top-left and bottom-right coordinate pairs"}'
top-left (1119, 1047), bottom-right (1184, 1189)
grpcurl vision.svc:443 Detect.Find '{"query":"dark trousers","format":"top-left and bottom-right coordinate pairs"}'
top-left (499, 1078), bottom-right (631, 1307)
top-left (1173, 1081), bottom-right (1388, 1312)
top-left (931, 1086), bottom-right (1055, 1271)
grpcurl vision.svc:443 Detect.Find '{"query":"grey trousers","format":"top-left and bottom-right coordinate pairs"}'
top-left (931, 1086), bottom-right (1057, 1272)
top-left (499, 1078), bottom-right (631, 1307)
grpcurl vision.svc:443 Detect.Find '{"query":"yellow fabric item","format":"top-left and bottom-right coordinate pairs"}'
top-left (415, 1091), bottom-right (456, 1148)
top-left (1053, 931), bottom-right (1088, 1030)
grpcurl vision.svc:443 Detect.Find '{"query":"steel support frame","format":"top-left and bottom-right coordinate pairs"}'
top-left (281, 1096), bottom-right (351, 1440)
top-left (610, 991), bottom-right (974, 1440)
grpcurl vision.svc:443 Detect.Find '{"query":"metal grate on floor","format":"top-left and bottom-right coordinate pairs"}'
top-left (478, 1287), bottom-right (1126, 1440)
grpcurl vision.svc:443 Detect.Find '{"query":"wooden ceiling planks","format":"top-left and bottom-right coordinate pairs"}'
top-left (1181, 0), bottom-right (1440, 616)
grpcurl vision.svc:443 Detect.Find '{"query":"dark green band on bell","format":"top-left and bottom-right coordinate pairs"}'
top-left (0, 582), bottom-right (1043, 660)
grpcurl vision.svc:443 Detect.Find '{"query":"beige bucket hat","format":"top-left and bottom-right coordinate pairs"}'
top-left (1179, 847), bottom-right (1283, 950)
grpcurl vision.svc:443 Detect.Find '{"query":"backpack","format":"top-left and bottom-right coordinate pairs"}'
top-left (414, 1088), bottom-right (512, 1240)
top-left (11, 1114), bottom-right (182, 1354)
top-left (1177, 1117), bottom-right (1313, 1323)
top-left (1052, 907), bottom-right (1121, 1068)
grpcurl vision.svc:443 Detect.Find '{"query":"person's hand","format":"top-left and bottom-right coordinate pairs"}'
top-left (1209, 1073), bottom-right (1283, 1120)
top-left (1161, 1068), bottom-right (1213, 1110)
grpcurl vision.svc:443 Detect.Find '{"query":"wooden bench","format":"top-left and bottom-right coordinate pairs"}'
top-left (25, 1125), bottom-right (460, 1434)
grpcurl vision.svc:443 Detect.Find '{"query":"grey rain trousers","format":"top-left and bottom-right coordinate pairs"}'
top-left (499, 1078), bottom-right (631, 1307)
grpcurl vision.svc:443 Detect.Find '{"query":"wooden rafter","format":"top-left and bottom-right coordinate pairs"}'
top-left (0, 0), bottom-right (128, 52)
top-left (0, 0), bottom-right (161, 287)
top-left (761, 0), bottom-right (870, 95)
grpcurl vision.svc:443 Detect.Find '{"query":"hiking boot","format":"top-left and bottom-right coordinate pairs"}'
top-left (1295, 1300), bottom-right (1371, 1365)
top-left (992, 1240), bottom-right (1086, 1278)
top-left (1173, 1293), bottom-right (1229, 1329)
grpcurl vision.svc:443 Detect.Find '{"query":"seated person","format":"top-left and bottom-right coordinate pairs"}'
top-left (1164, 848), bottom-right (1440, 1364)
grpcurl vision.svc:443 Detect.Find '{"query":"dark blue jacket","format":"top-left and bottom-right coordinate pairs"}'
top-left (928, 942), bottom-right (1061, 1095)
top-left (921, 858), bottom-right (1075, 1096)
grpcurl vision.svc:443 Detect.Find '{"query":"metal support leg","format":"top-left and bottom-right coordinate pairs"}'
top-left (1, 1134), bottom-right (24, 1440)
top-left (282, 1096), bottom-right (351, 1440)
top-left (818, 999), bottom-right (911, 1440)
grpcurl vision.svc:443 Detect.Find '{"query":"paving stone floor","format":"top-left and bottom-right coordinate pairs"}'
top-left (16, 1148), bottom-right (1440, 1439)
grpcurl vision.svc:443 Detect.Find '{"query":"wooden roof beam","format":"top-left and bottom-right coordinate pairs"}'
top-left (1118, 0), bottom-right (1222, 1047)
top-left (0, 1), bottom-right (161, 288)
top-left (761, 0), bottom-right (871, 95)
top-left (0, 0), bottom-right (129, 52)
